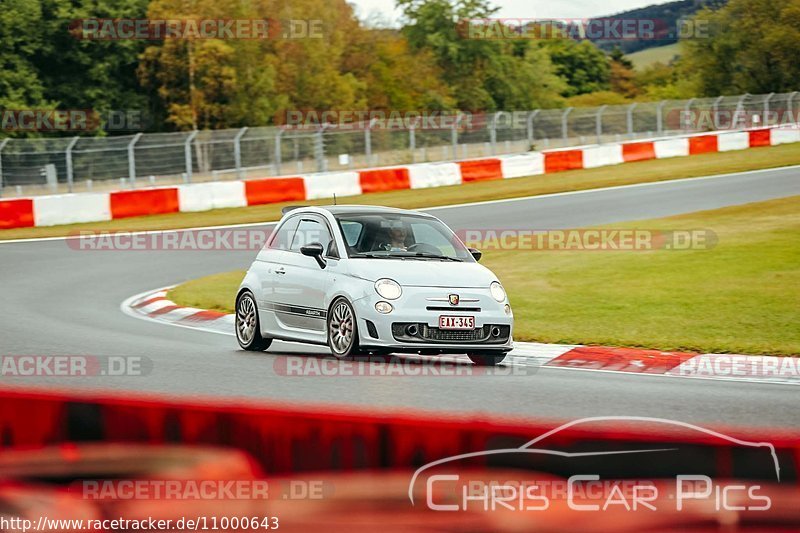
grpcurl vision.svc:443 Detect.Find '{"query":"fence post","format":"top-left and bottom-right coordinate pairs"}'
top-left (0, 138), bottom-right (8, 196)
top-left (712, 96), bottom-right (724, 130)
top-left (65, 136), bottom-right (80, 193)
top-left (764, 92), bottom-right (775, 126)
top-left (365, 118), bottom-right (377, 166)
top-left (561, 107), bottom-right (573, 140)
top-left (315, 125), bottom-right (328, 172)
top-left (490, 112), bottom-right (503, 155)
top-left (526, 110), bottom-right (539, 147)
top-left (595, 105), bottom-right (607, 144)
top-left (733, 93), bottom-right (749, 129)
top-left (274, 129), bottom-right (283, 175)
top-left (409, 124), bottom-right (416, 162)
top-left (682, 98), bottom-right (696, 132)
top-left (788, 92), bottom-right (799, 124)
top-left (451, 114), bottom-right (459, 158)
top-left (656, 100), bottom-right (666, 134)
top-left (626, 103), bottom-right (637, 136)
top-left (234, 127), bottom-right (248, 179)
top-left (127, 133), bottom-right (142, 186)
top-left (184, 131), bottom-right (198, 183)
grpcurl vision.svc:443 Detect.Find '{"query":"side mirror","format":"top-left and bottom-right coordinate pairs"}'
top-left (300, 242), bottom-right (327, 268)
top-left (468, 247), bottom-right (482, 262)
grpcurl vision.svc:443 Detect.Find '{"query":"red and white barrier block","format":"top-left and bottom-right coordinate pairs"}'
top-left (3, 125), bottom-right (798, 230)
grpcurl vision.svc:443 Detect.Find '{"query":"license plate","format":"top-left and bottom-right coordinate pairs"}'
top-left (439, 315), bottom-right (475, 330)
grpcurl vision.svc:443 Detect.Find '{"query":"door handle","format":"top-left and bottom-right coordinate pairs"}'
top-left (274, 267), bottom-right (286, 275)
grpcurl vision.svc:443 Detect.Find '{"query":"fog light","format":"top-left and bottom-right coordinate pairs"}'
top-left (504, 304), bottom-right (511, 316)
top-left (375, 301), bottom-right (393, 314)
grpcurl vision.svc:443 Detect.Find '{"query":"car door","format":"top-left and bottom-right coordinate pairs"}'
top-left (252, 215), bottom-right (300, 336)
top-left (276, 214), bottom-right (338, 334)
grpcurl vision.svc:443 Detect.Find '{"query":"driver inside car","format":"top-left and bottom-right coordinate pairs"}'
top-left (380, 220), bottom-right (410, 252)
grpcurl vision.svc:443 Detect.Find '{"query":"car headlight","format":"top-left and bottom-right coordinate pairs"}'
top-left (375, 301), bottom-right (393, 314)
top-left (375, 278), bottom-right (402, 300)
top-left (490, 281), bottom-right (506, 302)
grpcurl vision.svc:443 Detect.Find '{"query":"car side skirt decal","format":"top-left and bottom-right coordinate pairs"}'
top-left (262, 301), bottom-right (327, 319)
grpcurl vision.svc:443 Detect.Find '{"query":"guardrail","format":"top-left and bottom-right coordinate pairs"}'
top-left (1, 91), bottom-right (797, 197)
top-left (1, 125), bottom-right (798, 231)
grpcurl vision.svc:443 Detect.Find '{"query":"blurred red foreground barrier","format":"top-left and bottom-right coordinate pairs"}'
top-left (1, 388), bottom-right (798, 482)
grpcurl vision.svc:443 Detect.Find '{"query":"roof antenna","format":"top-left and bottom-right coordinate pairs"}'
top-left (333, 193), bottom-right (337, 205)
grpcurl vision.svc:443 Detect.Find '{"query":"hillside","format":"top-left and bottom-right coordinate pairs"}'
top-left (591, 0), bottom-right (726, 54)
top-left (627, 42), bottom-right (681, 68)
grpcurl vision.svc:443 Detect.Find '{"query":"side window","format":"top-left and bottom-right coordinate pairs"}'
top-left (291, 217), bottom-right (335, 255)
top-left (269, 216), bottom-right (300, 250)
top-left (340, 221), bottom-right (364, 248)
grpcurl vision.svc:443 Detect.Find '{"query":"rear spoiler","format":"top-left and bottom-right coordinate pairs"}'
top-left (281, 205), bottom-right (308, 216)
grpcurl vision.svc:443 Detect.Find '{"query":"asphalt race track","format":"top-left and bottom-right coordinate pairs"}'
top-left (1, 167), bottom-right (799, 428)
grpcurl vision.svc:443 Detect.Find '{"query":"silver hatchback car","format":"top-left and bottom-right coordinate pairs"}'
top-left (236, 205), bottom-right (513, 365)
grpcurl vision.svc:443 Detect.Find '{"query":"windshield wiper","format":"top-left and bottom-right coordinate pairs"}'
top-left (405, 253), bottom-right (462, 262)
top-left (350, 252), bottom-right (404, 259)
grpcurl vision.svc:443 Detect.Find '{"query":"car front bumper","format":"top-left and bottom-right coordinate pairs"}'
top-left (352, 285), bottom-right (514, 353)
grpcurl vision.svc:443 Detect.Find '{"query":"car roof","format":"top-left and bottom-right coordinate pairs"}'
top-left (286, 205), bottom-right (434, 218)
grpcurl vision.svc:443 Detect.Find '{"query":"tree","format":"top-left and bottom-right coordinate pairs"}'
top-left (0, 0), bottom-right (50, 113)
top-left (679, 0), bottom-right (800, 95)
top-left (543, 39), bottom-right (611, 97)
top-left (608, 48), bottom-right (638, 98)
top-left (343, 29), bottom-right (455, 111)
top-left (38, 0), bottom-right (150, 122)
top-left (397, 0), bottom-right (565, 110)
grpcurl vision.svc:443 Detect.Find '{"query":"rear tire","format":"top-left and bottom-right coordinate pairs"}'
top-left (467, 352), bottom-right (506, 366)
top-left (327, 297), bottom-right (361, 359)
top-left (236, 291), bottom-right (272, 351)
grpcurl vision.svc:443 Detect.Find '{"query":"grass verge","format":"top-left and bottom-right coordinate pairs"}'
top-left (2, 142), bottom-right (800, 241)
top-left (168, 195), bottom-right (800, 356)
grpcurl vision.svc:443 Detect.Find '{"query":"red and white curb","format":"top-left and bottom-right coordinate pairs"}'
top-left (123, 287), bottom-right (800, 386)
top-left (121, 287), bottom-right (235, 337)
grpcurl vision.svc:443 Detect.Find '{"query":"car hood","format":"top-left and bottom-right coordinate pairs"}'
top-left (347, 259), bottom-right (498, 288)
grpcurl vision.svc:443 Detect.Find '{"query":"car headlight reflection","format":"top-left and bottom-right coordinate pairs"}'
top-left (375, 278), bottom-right (402, 300)
top-left (490, 281), bottom-right (506, 302)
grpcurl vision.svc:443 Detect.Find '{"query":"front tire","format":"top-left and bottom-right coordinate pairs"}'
top-left (467, 352), bottom-right (506, 366)
top-left (327, 297), bottom-right (360, 359)
top-left (236, 291), bottom-right (272, 351)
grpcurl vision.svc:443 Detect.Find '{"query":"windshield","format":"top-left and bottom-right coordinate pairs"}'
top-left (334, 213), bottom-right (474, 262)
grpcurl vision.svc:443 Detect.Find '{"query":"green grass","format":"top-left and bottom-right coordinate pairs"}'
top-left (628, 43), bottom-right (680, 69)
top-left (168, 196), bottom-right (800, 356)
top-left (2, 142), bottom-right (800, 241)
top-left (168, 271), bottom-right (245, 313)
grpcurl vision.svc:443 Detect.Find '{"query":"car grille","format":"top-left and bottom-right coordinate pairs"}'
top-left (392, 323), bottom-right (510, 344)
